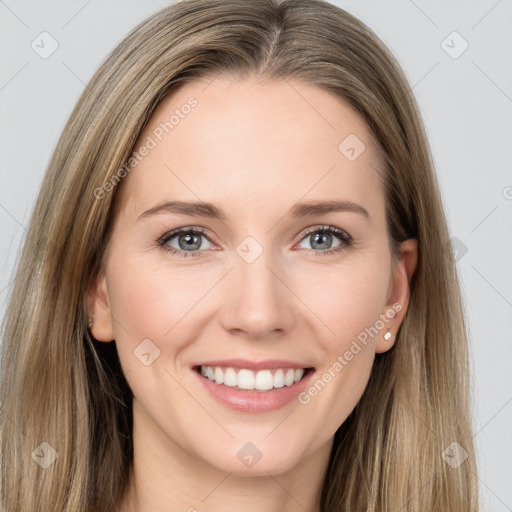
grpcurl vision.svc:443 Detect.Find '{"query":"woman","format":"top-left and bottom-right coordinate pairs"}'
top-left (0, 0), bottom-right (479, 510)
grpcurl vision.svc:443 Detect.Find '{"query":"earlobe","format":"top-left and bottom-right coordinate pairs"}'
top-left (85, 274), bottom-right (115, 342)
top-left (375, 238), bottom-right (418, 354)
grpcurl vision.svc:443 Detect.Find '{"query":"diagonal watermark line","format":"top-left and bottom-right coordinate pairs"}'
top-left (0, 282), bottom-right (10, 297)
top-left (472, 395), bottom-right (512, 439)
top-left (163, 164), bottom-right (234, 236)
top-left (0, 62), bottom-right (29, 92)
top-left (0, 408), bottom-right (27, 439)
top-left (0, 0), bottom-right (29, 28)
top-left (472, 60), bottom-right (512, 105)
top-left (393, 391), bottom-right (439, 438)
top-left (163, 368), bottom-right (234, 438)
top-left (61, 60), bottom-right (86, 85)
top-left (0, 202), bottom-right (26, 231)
top-left (163, 164), bottom-right (203, 200)
top-left (265, 473), bottom-right (308, 512)
top-left (0, 226), bottom-right (46, 298)
top-left (201, 471), bottom-right (233, 502)
top-left (1, 272), bottom-right (19, 299)
top-left (61, 0), bottom-right (93, 29)
top-left (96, 300), bottom-right (132, 337)
top-left (265, 265), bottom-right (336, 335)
top-left (408, 62), bottom-right (439, 93)
top-left (282, 76), bottom-right (337, 131)
top-left (200, 71), bottom-right (222, 93)
top-left (470, 204), bottom-right (499, 233)
top-left (265, 408), bottom-right (293, 438)
top-left (470, 468), bottom-right (512, 511)
top-left (61, 61), bottom-right (136, 139)
top-left (163, 267), bottom-right (234, 336)
top-left (407, 0), bottom-right (439, 29)
top-left (398, 470), bottom-right (440, 511)
top-left (1, 235), bottom-right (59, 301)
top-left (471, 0), bottom-right (503, 30)
top-left (471, 265), bottom-right (512, 308)
top-left (266, 164), bottom-right (336, 234)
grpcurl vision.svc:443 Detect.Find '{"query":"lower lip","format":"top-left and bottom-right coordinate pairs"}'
top-left (193, 367), bottom-right (315, 413)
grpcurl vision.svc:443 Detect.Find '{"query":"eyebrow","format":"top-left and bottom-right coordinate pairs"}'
top-left (136, 199), bottom-right (370, 223)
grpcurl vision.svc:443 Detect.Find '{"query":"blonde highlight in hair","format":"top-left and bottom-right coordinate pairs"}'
top-left (1, 0), bottom-right (479, 510)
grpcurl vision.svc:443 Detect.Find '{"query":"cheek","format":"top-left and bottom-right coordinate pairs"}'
top-left (293, 257), bottom-right (390, 350)
top-left (109, 249), bottom-right (389, 348)
top-left (293, 257), bottom-right (390, 434)
top-left (105, 257), bottom-right (219, 408)
top-left (107, 255), bottom-right (217, 351)
top-left (295, 267), bottom-right (387, 441)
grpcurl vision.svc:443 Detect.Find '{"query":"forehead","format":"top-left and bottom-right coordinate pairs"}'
top-left (119, 75), bottom-right (385, 221)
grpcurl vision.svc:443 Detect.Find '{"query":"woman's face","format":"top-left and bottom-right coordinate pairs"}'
top-left (89, 75), bottom-right (416, 475)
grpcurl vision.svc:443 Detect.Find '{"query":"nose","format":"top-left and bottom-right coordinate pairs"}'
top-left (218, 251), bottom-right (296, 340)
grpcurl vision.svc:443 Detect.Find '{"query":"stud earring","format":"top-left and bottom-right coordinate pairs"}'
top-left (88, 317), bottom-right (94, 330)
top-left (384, 331), bottom-right (392, 341)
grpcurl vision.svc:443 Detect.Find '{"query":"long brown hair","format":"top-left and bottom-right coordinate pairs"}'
top-left (0, 0), bottom-right (479, 510)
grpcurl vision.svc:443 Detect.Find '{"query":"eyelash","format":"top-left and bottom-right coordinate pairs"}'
top-left (157, 225), bottom-right (353, 258)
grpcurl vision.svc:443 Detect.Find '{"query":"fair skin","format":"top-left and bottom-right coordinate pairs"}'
top-left (88, 75), bottom-right (417, 512)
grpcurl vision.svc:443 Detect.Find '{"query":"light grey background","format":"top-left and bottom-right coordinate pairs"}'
top-left (1, 1), bottom-right (511, 510)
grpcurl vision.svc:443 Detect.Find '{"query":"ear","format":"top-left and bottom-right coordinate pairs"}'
top-left (375, 238), bottom-right (418, 354)
top-left (86, 273), bottom-right (115, 342)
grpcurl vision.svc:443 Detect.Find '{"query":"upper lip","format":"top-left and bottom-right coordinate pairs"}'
top-left (192, 358), bottom-right (315, 371)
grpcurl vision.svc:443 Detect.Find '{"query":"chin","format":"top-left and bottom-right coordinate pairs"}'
top-left (198, 440), bottom-right (308, 476)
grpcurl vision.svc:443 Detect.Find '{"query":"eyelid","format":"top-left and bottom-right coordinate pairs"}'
top-left (158, 225), bottom-right (219, 246)
top-left (295, 224), bottom-right (352, 246)
top-left (158, 224), bottom-right (353, 257)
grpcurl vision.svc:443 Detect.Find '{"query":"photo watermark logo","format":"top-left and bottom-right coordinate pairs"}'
top-left (298, 302), bottom-right (402, 405)
top-left (94, 96), bottom-right (198, 200)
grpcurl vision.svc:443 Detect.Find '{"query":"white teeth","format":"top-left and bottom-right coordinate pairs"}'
top-left (199, 365), bottom-right (308, 391)
top-left (284, 368), bottom-right (295, 386)
top-left (214, 367), bottom-right (224, 385)
top-left (223, 367), bottom-right (237, 387)
top-left (254, 370), bottom-right (274, 391)
top-left (237, 369), bottom-right (255, 390)
top-left (273, 369), bottom-right (285, 388)
top-left (294, 369), bottom-right (305, 382)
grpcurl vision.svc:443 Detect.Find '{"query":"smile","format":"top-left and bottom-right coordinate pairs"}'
top-left (197, 365), bottom-right (310, 392)
top-left (192, 360), bottom-right (316, 413)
